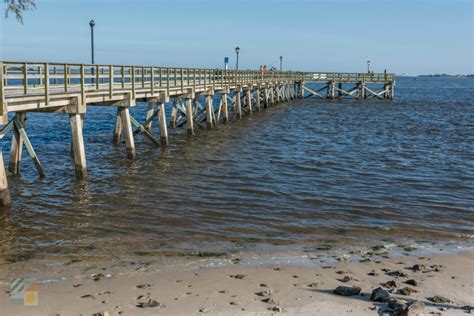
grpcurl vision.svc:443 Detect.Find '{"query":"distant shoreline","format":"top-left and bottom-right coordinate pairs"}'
top-left (416, 74), bottom-right (473, 78)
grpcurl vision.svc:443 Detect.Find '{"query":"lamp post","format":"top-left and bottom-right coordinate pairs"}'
top-left (235, 46), bottom-right (240, 70)
top-left (280, 56), bottom-right (283, 71)
top-left (367, 60), bottom-right (371, 73)
top-left (90, 19), bottom-right (95, 64)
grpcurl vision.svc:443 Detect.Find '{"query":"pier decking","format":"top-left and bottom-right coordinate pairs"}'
top-left (0, 61), bottom-right (395, 205)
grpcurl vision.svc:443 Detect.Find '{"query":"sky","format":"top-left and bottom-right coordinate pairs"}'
top-left (0, 0), bottom-right (472, 75)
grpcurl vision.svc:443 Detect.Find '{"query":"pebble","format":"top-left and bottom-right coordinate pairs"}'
top-left (307, 282), bottom-right (321, 288)
top-left (261, 298), bottom-right (276, 304)
top-left (370, 287), bottom-right (390, 302)
top-left (230, 274), bottom-right (246, 279)
top-left (333, 286), bottom-right (361, 296)
top-left (383, 280), bottom-right (398, 289)
top-left (405, 279), bottom-right (418, 286)
top-left (386, 270), bottom-right (408, 278)
top-left (396, 287), bottom-right (417, 296)
top-left (136, 294), bottom-right (162, 308)
top-left (255, 290), bottom-right (272, 297)
top-left (461, 306), bottom-right (474, 313)
top-left (428, 296), bottom-right (452, 304)
top-left (394, 300), bottom-right (425, 316)
top-left (412, 264), bottom-right (427, 272)
top-left (338, 276), bottom-right (353, 283)
top-left (199, 307), bottom-right (210, 313)
top-left (91, 273), bottom-right (105, 281)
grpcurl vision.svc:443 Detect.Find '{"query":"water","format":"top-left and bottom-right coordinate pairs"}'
top-left (0, 77), bottom-right (473, 273)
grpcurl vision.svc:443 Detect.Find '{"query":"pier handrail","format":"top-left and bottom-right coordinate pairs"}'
top-left (0, 60), bottom-right (395, 115)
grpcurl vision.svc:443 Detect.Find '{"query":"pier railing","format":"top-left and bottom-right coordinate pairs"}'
top-left (0, 61), bottom-right (395, 115)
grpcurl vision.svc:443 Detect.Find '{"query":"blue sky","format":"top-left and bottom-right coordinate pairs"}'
top-left (0, 0), bottom-right (472, 75)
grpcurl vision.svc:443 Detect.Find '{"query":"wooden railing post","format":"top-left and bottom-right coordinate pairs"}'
top-left (109, 65), bottom-right (114, 98)
top-left (151, 66), bottom-right (155, 95)
top-left (121, 66), bottom-right (125, 89)
top-left (0, 62), bottom-right (5, 118)
top-left (64, 64), bottom-right (68, 93)
top-left (23, 62), bottom-right (28, 95)
top-left (44, 63), bottom-right (49, 105)
top-left (131, 66), bottom-right (136, 99)
top-left (166, 68), bottom-right (170, 94)
top-left (80, 64), bottom-right (85, 104)
top-left (159, 67), bottom-right (162, 88)
top-left (95, 65), bottom-right (99, 90)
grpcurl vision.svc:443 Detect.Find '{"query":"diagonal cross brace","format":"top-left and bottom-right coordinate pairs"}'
top-left (7, 116), bottom-right (46, 176)
top-left (130, 114), bottom-right (160, 146)
top-left (302, 85), bottom-right (325, 98)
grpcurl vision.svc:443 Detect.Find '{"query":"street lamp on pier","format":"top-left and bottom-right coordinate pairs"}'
top-left (367, 60), bottom-right (371, 73)
top-left (280, 56), bottom-right (283, 71)
top-left (89, 19), bottom-right (95, 64)
top-left (235, 46), bottom-right (240, 70)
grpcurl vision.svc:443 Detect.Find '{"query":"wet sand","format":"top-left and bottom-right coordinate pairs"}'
top-left (1, 251), bottom-right (472, 315)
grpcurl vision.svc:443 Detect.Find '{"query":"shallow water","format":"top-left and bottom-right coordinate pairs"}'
top-left (0, 77), bottom-right (473, 270)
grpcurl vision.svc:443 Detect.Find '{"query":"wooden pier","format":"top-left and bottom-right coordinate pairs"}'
top-left (0, 61), bottom-right (395, 205)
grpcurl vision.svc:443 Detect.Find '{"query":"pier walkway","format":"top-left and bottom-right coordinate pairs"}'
top-left (0, 61), bottom-right (395, 205)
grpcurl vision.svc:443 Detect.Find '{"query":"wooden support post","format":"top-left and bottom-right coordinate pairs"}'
top-left (205, 94), bottom-right (214, 130)
top-left (299, 83), bottom-right (305, 99)
top-left (270, 87), bottom-right (275, 106)
top-left (145, 101), bottom-right (155, 130)
top-left (118, 107), bottom-right (136, 159)
top-left (113, 108), bottom-right (122, 144)
top-left (158, 101), bottom-right (168, 146)
top-left (255, 89), bottom-right (261, 111)
top-left (185, 98), bottom-right (194, 135)
top-left (263, 89), bottom-right (267, 109)
top-left (235, 90), bottom-right (242, 118)
top-left (69, 113), bottom-right (87, 177)
top-left (170, 100), bottom-right (178, 128)
top-left (391, 82), bottom-right (395, 100)
top-left (246, 89), bottom-right (252, 114)
top-left (8, 112), bottom-right (26, 175)
top-left (0, 147), bottom-right (10, 206)
top-left (360, 81), bottom-right (366, 100)
top-left (222, 93), bottom-right (229, 123)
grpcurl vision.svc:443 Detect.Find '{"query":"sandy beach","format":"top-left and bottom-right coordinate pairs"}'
top-left (1, 250), bottom-right (472, 316)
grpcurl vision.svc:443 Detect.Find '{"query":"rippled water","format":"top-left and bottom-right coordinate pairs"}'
top-left (0, 77), bottom-right (473, 268)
